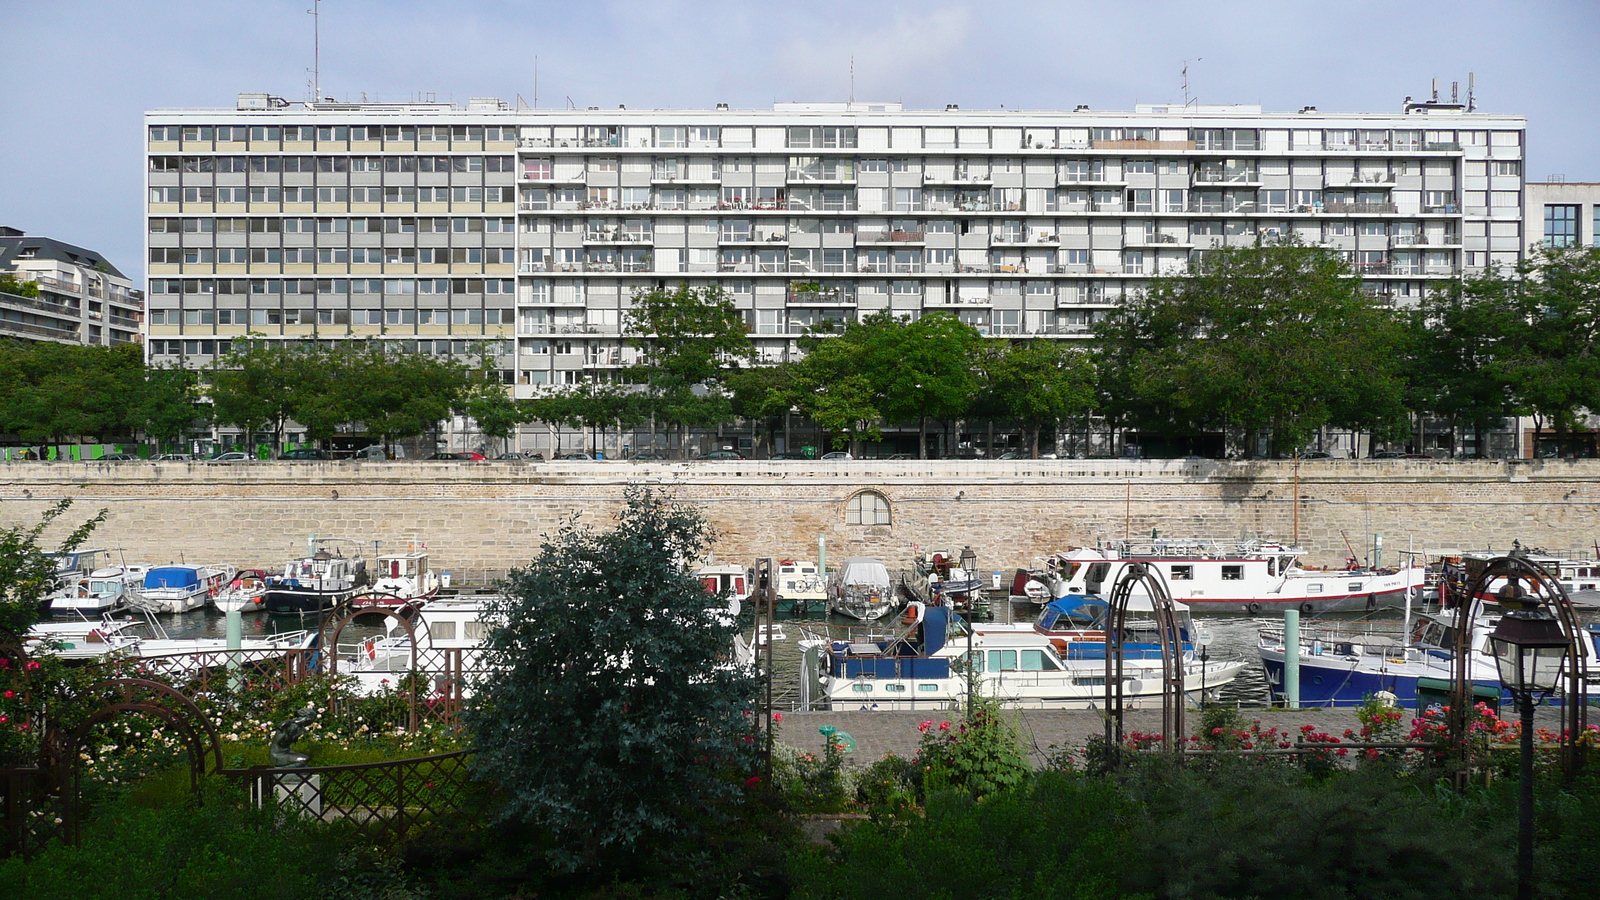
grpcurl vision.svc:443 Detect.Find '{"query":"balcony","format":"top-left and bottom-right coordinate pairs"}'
top-left (1328, 172), bottom-right (1397, 186)
top-left (924, 173), bottom-right (993, 186)
top-left (857, 230), bottom-right (926, 244)
top-left (1092, 139), bottom-right (1195, 151)
top-left (1323, 202), bottom-right (1399, 215)
top-left (719, 230), bottom-right (789, 244)
top-left (1125, 233), bottom-right (1186, 247)
top-left (787, 286), bottom-right (857, 305)
top-left (584, 229), bottom-right (653, 244)
top-left (1423, 204), bottom-right (1461, 215)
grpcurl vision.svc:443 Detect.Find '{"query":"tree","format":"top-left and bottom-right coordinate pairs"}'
top-left (0, 275), bottom-right (39, 298)
top-left (0, 500), bottom-right (106, 637)
top-left (209, 339), bottom-right (306, 452)
top-left (727, 363), bottom-right (800, 455)
top-left (979, 341), bottom-right (1099, 458)
top-left (1496, 246), bottom-right (1600, 455)
top-left (1408, 270), bottom-right (1521, 457)
top-left (132, 363), bottom-right (205, 450)
top-left (461, 380), bottom-right (524, 456)
top-left (1095, 239), bottom-right (1409, 457)
top-left (625, 285), bottom-right (753, 456)
top-left (335, 341), bottom-right (476, 451)
top-left (870, 312), bottom-right (985, 459)
top-left (467, 488), bottom-right (760, 872)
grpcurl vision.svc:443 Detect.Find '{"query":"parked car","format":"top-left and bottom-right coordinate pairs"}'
top-left (879, 453), bottom-right (914, 460)
top-left (820, 451), bottom-right (854, 461)
top-left (769, 451), bottom-right (809, 460)
top-left (278, 448), bottom-right (331, 461)
top-left (553, 451), bottom-right (596, 461)
top-left (701, 450), bottom-right (744, 460)
top-left (496, 452), bottom-right (533, 460)
top-left (152, 453), bottom-right (194, 461)
top-left (426, 451), bottom-right (487, 461)
top-left (209, 451), bottom-right (252, 462)
top-left (994, 451), bottom-right (1026, 460)
top-left (628, 450), bottom-right (668, 461)
top-left (1297, 450), bottom-right (1334, 459)
top-left (95, 453), bottom-right (137, 461)
top-left (353, 445), bottom-right (404, 460)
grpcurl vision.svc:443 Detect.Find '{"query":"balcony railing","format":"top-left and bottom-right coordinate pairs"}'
top-left (1324, 202), bottom-right (1399, 215)
top-left (857, 230), bottom-right (926, 243)
top-left (787, 288), bottom-right (857, 304)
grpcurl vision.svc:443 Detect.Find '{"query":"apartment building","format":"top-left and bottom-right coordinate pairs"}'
top-left (145, 94), bottom-right (1527, 411)
top-left (1526, 181), bottom-right (1600, 253)
top-left (0, 227), bottom-right (143, 347)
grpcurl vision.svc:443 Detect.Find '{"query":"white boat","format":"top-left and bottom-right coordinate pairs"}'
top-left (903, 548), bottom-right (988, 614)
top-left (48, 548), bottom-right (112, 588)
top-left (695, 560), bottom-right (752, 605)
top-left (1011, 539), bottom-right (1425, 615)
top-left (827, 557), bottom-right (897, 621)
top-left (352, 551), bottom-right (441, 612)
top-left (47, 565), bottom-right (148, 616)
top-left (775, 560), bottom-right (827, 613)
top-left (129, 564), bottom-right (235, 613)
top-left (25, 613), bottom-right (315, 663)
top-left (800, 596), bottom-right (1248, 711)
top-left (214, 568), bottom-right (269, 613)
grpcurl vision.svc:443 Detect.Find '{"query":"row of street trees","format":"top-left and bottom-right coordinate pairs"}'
top-left (1, 243), bottom-right (1596, 458)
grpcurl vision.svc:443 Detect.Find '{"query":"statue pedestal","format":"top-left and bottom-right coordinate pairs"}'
top-left (252, 772), bottom-right (323, 819)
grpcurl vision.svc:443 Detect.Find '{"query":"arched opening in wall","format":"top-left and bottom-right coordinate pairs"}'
top-left (845, 490), bottom-right (892, 526)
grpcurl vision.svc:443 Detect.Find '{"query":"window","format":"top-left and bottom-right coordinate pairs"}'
top-left (1221, 565), bottom-right (1243, 581)
top-left (845, 491), bottom-right (891, 526)
top-left (1170, 565), bottom-right (1193, 581)
top-left (1545, 204), bottom-right (1579, 248)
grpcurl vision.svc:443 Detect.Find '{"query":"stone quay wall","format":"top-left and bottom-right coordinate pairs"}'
top-left (0, 459), bottom-right (1596, 579)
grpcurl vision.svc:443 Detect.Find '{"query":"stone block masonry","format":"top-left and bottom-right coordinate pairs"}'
top-left (0, 459), bottom-right (1596, 579)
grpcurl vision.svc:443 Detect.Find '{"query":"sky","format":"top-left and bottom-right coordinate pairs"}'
top-left (3, 0), bottom-right (1598, 285)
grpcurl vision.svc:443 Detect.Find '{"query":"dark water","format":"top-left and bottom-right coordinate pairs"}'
top-left (153, 607), bottom-right (389, 645)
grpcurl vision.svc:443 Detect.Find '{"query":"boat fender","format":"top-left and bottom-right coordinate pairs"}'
top-left (1300, 602), bottom-right (1315, 615)
top-left (364, 637), bottom-right (377, 660)
top-left (1247, 602), bottom-right (1261, 615)
top-left (902, 601), bottom-right (925, 625)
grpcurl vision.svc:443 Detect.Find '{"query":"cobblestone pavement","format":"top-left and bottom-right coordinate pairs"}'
top-left (774, 705), bottom-right (1574, 768)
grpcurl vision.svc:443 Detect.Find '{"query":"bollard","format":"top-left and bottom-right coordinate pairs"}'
top-left (1284, 608), bottom-right (1300, 710)
top-left (817, 534), bottom-right (826, 576)
top-left (226, 608), bottom-right (243, 693)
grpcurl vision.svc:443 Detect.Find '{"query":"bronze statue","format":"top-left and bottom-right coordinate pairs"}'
top-left (268, 704), bottom-right (318, 767)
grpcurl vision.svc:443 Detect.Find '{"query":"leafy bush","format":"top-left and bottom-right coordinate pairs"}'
top-left (771, 734), bottom-right (850, 813)
top-left (913, 696), bottom-right (1028, 800)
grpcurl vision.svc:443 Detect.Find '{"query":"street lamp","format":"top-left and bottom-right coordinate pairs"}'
top-left (1486, 581), bottom-right (1569, 900)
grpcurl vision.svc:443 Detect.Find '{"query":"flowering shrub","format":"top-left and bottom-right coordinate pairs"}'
top-left (771, 728), bottom-right (850, 813)
top-left (913, 697), bottom-right (1028, 800)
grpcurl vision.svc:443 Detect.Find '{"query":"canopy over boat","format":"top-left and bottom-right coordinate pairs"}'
top-left (144, 566), bottom-right (200, 591)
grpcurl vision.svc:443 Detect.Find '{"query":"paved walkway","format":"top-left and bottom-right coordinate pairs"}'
top-left (774, 705), bottom-right (1570, 768)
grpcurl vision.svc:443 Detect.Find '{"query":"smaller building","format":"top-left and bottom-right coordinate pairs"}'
top-left (1525, 181), bottom-right (1600, 252)
top-left (0, 226), bottom-right (143, 346)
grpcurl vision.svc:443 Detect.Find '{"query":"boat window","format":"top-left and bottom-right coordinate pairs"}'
top-left (918, 683), bottom-right (940, 692)
top-left (1306, 584), bottom-right (1323, 593)
top-left (1073, 676), bottom-right (1106, 686)
top-left (464, 622), bottom-right (488, 640)
top-left (1170, 565), bottom-right (1193, 581)
top-left (964, 650), bottom-right (984, 672)
top-left (1221, 565), bottom-right (1244, 581)
top-left (851, 683), bottom-right (874, 692)
top-left (987, 649), bottom-right (1018, 671)
top-left (1020, 649), bottom-right (1057, 671)
top-left (1087, 563), bottom-right (1110, 583)
top-left (1348, 582), bottom-right (1362, 591)
top-left (431, 621), bottom-right (457, 640)
top-left (884, 683), bottom-right (906, 692)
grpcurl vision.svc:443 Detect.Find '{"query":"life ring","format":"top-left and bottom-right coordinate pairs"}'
top-left (1300, 602), bottom-right (1315, 615)
top-left (1247, 602), bottom-right (1261, 615)
top-left (364, 637), bottom-right (377, 660)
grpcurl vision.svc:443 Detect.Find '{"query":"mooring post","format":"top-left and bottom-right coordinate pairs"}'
top-left (226, 609), bottom-right (243, 692)
top-left (1284, 608), bottom-right (1301, 710)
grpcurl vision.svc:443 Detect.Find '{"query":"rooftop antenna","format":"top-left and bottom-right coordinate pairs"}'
top-left (1467, 71), bottom-right (1476, 111)
top-left (1182, 58), bottom-right (1201, 107)
top-left (849, 54), bottom-right (855, 104)
top-left (307, 0), bottom-right (321, 102)
top-left (1431, 77), bottom-right (1438, 102)
top-left (534, 54), bottom-right (538, 109)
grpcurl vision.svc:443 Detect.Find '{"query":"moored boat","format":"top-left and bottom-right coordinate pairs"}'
top-left (775, 560), bottom-right (827, 614)
top-left (351, 551), bottom-right (440, 611)
top-left (214, 568), bottom-right (269, 613)
top-left (264, 544), bottom-right (367, 613)
top-left (129, 564), bottom-right (234, 613)
top-left (827, 557), bottom-right (896, 621)
top-left (47, 565), bottom-right (148, 616)
top-left (1011, 538), bottom-right (1424, 615)
top-left (799, 595), bottom-right (1248, 711)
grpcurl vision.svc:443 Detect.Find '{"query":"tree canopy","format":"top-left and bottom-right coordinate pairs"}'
top-left (467, 488), bottom-right (760, 872)
top-left (1095, 240), bottom-right (1410, 456)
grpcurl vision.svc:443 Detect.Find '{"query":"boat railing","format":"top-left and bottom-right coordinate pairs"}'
top-left (1257, 622), bottom-right (1412, 659)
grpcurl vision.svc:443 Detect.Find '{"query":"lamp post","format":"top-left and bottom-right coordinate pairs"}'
top-left (1486, 582), bottom-right (1570, 900)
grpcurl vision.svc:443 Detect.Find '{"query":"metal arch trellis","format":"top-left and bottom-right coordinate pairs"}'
top-left (325, 606), bottom-right (425, 729)
top-left (58, 678), bottom-right (226, 845)
top-left (1103, 561), bottom-right (1186, 766)
top-left (1450, 553), bottom-right (1589, 779)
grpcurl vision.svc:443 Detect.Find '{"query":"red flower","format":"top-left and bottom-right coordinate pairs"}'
top-left (938, 721), bottom-right (951, 732)
top-left (745, 775), bottom-right (761, 788)
top-left (2, 690), bottom-right (12, 699)
top-left (773, 712), bottom-right (783, 723)
top-left (24, 661), bottom-right (40, 671)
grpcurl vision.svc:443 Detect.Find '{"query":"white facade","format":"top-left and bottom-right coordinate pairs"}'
top-left (143, 95), bottom-right (1527, 402)
top-left (0, 227), bottom-right (143, 346)
top-left (1525, 181), bottom-right (1600, 253)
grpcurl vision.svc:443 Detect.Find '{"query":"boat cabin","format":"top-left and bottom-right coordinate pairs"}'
top-left (377, 552), bottom-right (429, 581)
